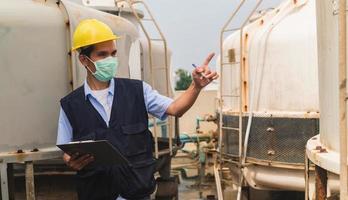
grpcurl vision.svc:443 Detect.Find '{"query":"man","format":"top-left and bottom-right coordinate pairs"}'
top-left (57, 19), bottom-right (218, 200)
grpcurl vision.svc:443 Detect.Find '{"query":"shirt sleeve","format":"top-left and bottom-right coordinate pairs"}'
top-left (143, 82), bottom-right (174, 120)
top-left (56, 107), bottom-right (73, 145)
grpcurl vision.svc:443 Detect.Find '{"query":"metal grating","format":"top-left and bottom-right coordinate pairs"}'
top-left (220, 114), bottom-right (319, 164)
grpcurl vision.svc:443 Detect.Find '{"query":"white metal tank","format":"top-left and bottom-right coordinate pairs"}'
top-left (220, 0), bottom-right (318, 113)
top-left (218, 0), bottom-right (322, 191)
top-left (305, 0), bottom-right (341, 178)
top-left (0, 0), bottom-right (173, 155)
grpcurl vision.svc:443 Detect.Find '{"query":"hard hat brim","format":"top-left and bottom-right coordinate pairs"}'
top-left (71, 35), bottom-right (120, 51)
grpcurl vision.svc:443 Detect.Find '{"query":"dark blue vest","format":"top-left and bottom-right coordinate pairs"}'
top-left (60, 78), bottom-right (156, 200)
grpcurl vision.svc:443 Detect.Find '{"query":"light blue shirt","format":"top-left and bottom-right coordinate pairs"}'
top-left (57, 78), bottom-right (174, 145)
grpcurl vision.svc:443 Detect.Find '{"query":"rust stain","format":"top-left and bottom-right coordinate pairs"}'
top-left (319, 148), bottom-right (328, 153)
top-left (315, 165), bottom-right (328, 199)
top-left (339, 79), bottom-right (346, 89)
top-left (314, 146), bottom-right (328, 153)
top-left (11, 150), bottom-right (29, 163)
top-left (16, 153), bottom-right (28, 162)
top-left (315, 146), bottom-right (322, 150)
top-left (260, 19), bottom-right (264, 25)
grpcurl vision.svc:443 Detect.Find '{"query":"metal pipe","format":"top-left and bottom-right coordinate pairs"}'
top-left (139, 1), bottom-right (173, 156)
top-left (218, 3), bottom-right (246, 198)
top-left (315, 165), bottom-right (327, 200)
top-left (25, 161), bottom-right (36, 200)
top-left (1, 163), bottom-right (9, 200)
top-left (339, 0), bottom-right (348, 199)
top-left (214, 164), bottom-right (224, 200)
top-left (218, 0), bottom-right (246, 162)
top-left (175, 117), bottom-right (180, 146)
top-left (305, 152), bottom-right (310, 200)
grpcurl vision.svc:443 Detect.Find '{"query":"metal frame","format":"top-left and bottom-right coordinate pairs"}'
top-left (214, 163), bottom-right (224, 200)
top-left (0, 162), bottom-right (9, 200)
top-left (219, 0), bottom-right (264, 162)
top-left (305, 1), bottom-right (348, 199)
top-left (115, 0), bottom-right (173, 159)
top-left (0, 147), bottom-right (62, 200)
top-left (338, 0), bottom-right (348, 199)
top-left (217, 1), bottom-right (264, 199)
top-left (305, 151), bottom-right (310, 200)
top-left (25, 162), bottom-right (35, 200)
top-left (219, 0), bottom-right (245, 165)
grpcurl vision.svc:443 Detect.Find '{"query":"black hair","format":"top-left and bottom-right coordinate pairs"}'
top-left (78, 45), bottom-right (95, 57)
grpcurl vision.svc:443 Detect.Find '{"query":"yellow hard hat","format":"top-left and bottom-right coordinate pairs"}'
top-left (72, 19), bottom-right (120, 51)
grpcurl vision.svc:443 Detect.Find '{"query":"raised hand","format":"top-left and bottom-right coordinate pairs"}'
top-left (192, 53), bottom-right (219, 90)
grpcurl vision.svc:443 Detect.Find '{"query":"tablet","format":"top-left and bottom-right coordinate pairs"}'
top-left (57, 140), bottom-right (129, 167)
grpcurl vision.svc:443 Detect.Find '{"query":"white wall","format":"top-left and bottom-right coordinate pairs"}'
top-left (175, 89), bottom-right (218, 134)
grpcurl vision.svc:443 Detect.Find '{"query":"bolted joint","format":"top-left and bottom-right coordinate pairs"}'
top-left (266, 127), bottom-right (275, 132)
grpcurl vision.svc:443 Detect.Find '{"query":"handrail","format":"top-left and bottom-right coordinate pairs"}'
top-left (115, 0), bottom-right (173, 158)
top-left (218, 1), bottom-right (264, 200)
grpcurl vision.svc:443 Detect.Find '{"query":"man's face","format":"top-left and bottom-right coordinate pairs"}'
top-left (80, 40), bottom-right (117, 73)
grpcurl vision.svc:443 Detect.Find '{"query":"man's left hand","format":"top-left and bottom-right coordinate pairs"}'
top-left (192, 53), bottom-right (219, 90)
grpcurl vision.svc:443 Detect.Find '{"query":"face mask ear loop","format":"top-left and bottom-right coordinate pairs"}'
top-left (84, 55), bottom-right (96, 74)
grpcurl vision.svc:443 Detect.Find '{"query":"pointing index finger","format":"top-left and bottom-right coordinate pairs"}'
top-left (202, 53), bottom-right (215, 67)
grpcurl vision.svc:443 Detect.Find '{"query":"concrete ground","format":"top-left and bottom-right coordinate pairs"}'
top-left (11, 173), bottom-right (304, 200)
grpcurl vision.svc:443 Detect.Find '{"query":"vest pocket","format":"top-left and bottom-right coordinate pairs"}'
top-left (121, 123), bottom-right (149, 157)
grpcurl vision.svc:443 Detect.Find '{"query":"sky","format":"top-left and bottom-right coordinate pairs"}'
top-left (144, 0), bottom-right (285, 72)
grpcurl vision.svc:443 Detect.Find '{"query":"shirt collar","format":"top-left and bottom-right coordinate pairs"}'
top-left (84, 78), bottom-right (115, 100)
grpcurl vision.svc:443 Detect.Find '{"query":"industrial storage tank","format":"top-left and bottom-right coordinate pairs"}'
top-left (306, 0), bottom-right (340, 171)
top-left (305, 0), bottom-right (344, 198)
top-left (0, 0), bottom-right (173, 155)
top-left (0, 1), bottom-right (175, 198)
top-left (217, 0), bottom-right (321, 191)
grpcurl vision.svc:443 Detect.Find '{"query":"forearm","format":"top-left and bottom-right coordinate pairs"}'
top-left (166, 82), bottom-right (201, 117)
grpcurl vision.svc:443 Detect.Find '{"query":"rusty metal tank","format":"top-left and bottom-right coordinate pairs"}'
top-left (218, 0), bottom-right (321, 191)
